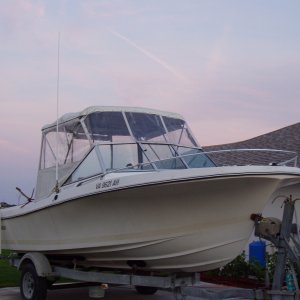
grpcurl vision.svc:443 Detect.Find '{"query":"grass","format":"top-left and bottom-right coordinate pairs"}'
top-left (0, 250), bottom-right (76, 288)
top-left (0, 250), bottom-right (20, 287)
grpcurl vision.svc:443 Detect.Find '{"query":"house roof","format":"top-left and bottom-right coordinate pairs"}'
top-left (203, 122), bottom-right (300, 167)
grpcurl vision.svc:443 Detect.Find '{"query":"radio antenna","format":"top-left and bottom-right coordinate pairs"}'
top-left (55, 32), bottom-right (61, 194)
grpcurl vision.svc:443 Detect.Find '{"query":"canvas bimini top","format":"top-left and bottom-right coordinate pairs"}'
top-left (42, 106), bottom-right (184, 130)
top-left (35, 106), bottom-right (214, 199)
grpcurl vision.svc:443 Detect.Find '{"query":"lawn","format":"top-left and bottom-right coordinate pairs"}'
top-left (0, 250), bottom-right (20, 287)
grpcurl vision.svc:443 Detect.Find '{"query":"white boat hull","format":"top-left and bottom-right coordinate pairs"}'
top-left (2, 166), bottom-right (300, 272)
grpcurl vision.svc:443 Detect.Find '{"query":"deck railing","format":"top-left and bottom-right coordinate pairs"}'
top-left (101, 146), bottom-right (298, 175)
top-left (74, 146), bottom-right (298, 186)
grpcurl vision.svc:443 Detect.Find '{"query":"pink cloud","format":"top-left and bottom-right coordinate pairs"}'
top-left (18, 0), bottom-right (45, 17)
top-left (190, 117), bottom-right (277, 147)
top-left (81, 0), bottom-right (140, 19)
top-left (0, 0), bottom-right (45, 34)
top-left (202, 26), bottom-right (232, 90)
top-left (3, 0), bottom-right (45, 19)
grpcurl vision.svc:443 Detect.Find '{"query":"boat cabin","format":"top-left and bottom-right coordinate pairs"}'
top-left (36, 107), bottom-right (215, 199)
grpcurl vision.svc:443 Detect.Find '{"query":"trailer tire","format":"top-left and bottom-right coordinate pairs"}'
top-left (20, 263), bottom-right (47, 300)
top-left (135, 285), bottom-right (158, 295)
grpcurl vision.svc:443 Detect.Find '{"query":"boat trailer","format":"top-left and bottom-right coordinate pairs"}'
top-left (8, 253), bottom-right (202, 299)
top-left (6, 254), bottom-right (267, 300)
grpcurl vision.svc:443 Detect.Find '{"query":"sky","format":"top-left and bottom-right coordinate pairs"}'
top-left (1, 0), bottom-right (300, 204)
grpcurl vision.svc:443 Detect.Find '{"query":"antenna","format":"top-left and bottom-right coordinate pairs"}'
top-left (55, 32), bottom-right (61, 194)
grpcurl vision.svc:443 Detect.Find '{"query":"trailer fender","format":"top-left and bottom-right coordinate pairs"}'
top-left (18, 252), bottom-right (53, 277)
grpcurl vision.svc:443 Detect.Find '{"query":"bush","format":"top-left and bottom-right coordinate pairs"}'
top-left (217, 251), bottom-right (273, 283)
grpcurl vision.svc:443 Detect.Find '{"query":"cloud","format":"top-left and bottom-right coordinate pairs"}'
top-left (80, 0), bottom-right (140, 18)
top-left (203, 26), bottom-right (232, 88)
top-left (18, 0), bottom-right (45, 17)
top-left (0, 0), bottom-right (45, 34)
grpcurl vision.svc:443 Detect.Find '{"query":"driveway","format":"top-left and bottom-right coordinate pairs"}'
top-left (0, 285), bottom-right (199, 300)
top-left (0, 284), bottom-right (259, 300)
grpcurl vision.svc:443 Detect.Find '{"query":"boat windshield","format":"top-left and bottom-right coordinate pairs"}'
top-left (37, 109), bottom-right (215, 193)
top-left (85, 111), bottom-right (133, 143)
top-left (63, 112), bottom-right (216, 182)
top-left (35, 108), bottom-right (298, 198)
top-left (84, 111), bottom-right (198, 147)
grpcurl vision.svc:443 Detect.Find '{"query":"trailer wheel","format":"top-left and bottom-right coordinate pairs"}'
top-left (20, 263), bottom-right (47, 300)
top-left (135, 285), bottom-right (158, 295)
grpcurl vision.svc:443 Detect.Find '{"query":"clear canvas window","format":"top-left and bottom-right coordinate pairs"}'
top-left (40, 120), bottom-right (90, 169)
top-left (85, 111), bottom-right (133, 143)
top-left (125, 112), bottom-right (167, 143)
top-left (163, 116), bottom-right (197, 147)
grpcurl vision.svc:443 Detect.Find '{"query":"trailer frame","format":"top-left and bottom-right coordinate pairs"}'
top-left (10, 252), bottom-right (201, 299)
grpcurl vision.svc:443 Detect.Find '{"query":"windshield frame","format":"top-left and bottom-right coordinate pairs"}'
top-left (60, 110), bottom-right (216, 186)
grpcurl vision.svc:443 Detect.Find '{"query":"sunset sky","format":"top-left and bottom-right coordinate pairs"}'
top-left (1, 0), bottom-right (300, 204)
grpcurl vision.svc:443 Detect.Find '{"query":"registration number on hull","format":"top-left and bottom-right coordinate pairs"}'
top-left (96, 179), bottom-right (120, 190)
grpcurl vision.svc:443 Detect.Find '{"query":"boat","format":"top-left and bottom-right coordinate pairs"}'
top-left (1, 106), bottom-right (300, 273)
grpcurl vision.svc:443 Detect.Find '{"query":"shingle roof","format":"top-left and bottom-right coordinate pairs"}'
top-left (203, 122), bottom-right (300, 167)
